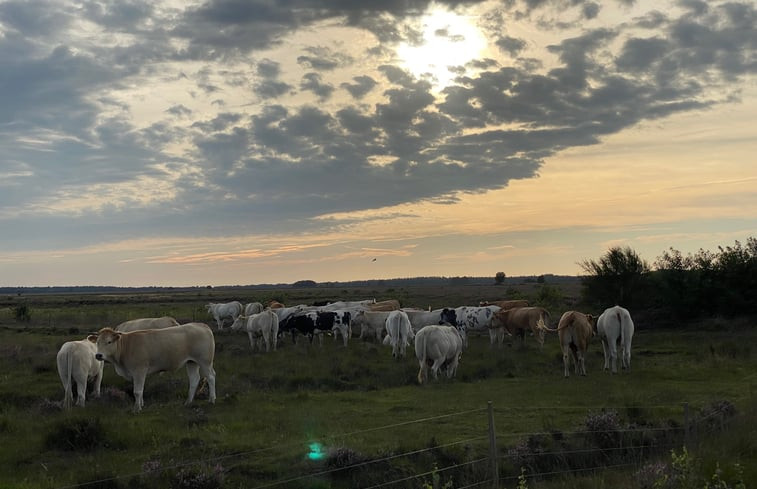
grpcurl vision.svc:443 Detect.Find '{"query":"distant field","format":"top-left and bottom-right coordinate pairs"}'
top-left (0, 283), bottom-right (755, 489)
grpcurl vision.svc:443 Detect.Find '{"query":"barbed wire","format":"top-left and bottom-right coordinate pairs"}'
top-left (51, 393), bottom-right (746, 489)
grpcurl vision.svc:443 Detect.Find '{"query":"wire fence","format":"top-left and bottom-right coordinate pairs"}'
top-left (54, 393), bottom-right (749, 489)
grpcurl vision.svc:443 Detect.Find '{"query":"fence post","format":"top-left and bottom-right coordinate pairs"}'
top-left (683, 402), bottom-right (690, 450)
top-left (487, 401), bottom-right (499, 489)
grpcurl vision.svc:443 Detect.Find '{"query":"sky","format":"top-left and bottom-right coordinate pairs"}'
top-left (1, 0), bottom-right (756, 287)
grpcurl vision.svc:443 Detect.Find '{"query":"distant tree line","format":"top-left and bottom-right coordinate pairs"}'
top-left (579, 237), bottom-right (757, 320)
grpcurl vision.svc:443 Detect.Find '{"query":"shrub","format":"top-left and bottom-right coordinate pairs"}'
top-left (14, 304), bottom-right (31, 322)
top-left (45, 417), bottom-right (108, 452)
top-left (583, 410), bottom-right (622, 450)
top-left (169, 464), bottom-right (224, 489)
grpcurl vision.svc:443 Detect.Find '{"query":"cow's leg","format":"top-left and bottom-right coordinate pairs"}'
top-left (132, 370), bottom-right (147, 412)
top-left (562, 345), bottom-right (570, 378)
top-left (92, 367), bottom-right (103, 399)
top-left (446, 357), bottom-right (459, 378)
top-left (75, 374), bottom-right (87, 407)
top-left (578, 350), bottom-right (587, 376)
top-left (431, 359), bottom-right (445, 379)
top-left (417, 362), bottom-right (426, 384)
top-left (621, 342), bottom-right (631, 371)
top-left (186, 362), bottom-right (201, 404)
top-left (198, 362), bottom-right (216, 404)
top-left (600, 339), bottom-right (610, 371)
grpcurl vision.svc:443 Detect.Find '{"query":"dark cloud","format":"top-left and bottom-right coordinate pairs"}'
top-left (340, 75), bottom-right (378, 99)
top-left (300, 73), bottom-right (335, 100)
top-left (0, 0), bottom-right (755, 253)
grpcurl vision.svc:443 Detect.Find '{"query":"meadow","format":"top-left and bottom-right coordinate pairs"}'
top-left (0, 282), bottom-right (755, 489)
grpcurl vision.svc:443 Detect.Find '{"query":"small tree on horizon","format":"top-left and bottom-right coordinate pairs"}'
top-left (495, 271), bottom-right (506, 285)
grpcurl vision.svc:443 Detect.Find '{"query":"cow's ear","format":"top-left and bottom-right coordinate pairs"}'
top-left (114, 332), bottom-right (122, 341)
top-left (87, 334), bottom-right (98, 343)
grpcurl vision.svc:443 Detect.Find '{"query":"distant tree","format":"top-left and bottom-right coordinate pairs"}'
top-left (293, 280), bottom-right (317, 288)
top-left (578, 246), bottom-right (650, 308)
top-left (494, 271), bottom-right (506, 285)
top-left (537, 275), bottom-right (545, 284)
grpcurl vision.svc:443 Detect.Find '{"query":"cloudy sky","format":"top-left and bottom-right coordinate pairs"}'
top-left (1, 0), bottom-right (755, 287)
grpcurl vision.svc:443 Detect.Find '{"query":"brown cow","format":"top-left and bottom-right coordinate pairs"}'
top-left (552, 311), bottom-right (595, 377)
top-left (491, 307), bottom-right (550, 348)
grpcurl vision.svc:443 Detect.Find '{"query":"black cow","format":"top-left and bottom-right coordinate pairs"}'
top-left (279, 311), bottom-right (352, 346)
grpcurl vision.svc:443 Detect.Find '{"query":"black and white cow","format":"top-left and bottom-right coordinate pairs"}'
top-left (279, 310), bottom-right (352, 346)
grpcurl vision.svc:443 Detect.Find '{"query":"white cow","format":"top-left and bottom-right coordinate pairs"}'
top-left (231, 309), bottom-right (279, 352)
top-left (243, 302), bottom-right (264, 316)
top-left (56, 336), bottom-right (104, 409)
top-left (115, 316), bottom-right (180, 332)
top-left (352, 310), bottom-right (391, 341)
top-left (206, 301), bottom-right (244, 330)
top-left (382, 310), bottom-right (414, 358)
top-left (319, 299), bottom-right (375, 311)
top-left (596, 305), bottom-right (635, 374)
top-left (94, 323), bottom-right (216, 412)
top-left (414, 325), bottom-right (463, 384)
top-left (404, 308), bottom-right (447, 333)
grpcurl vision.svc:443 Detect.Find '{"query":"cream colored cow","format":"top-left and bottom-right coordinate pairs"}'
top-left (56, 336), bottom-right (104, 409)
top-left (94, 323), bottom-right (216, 412)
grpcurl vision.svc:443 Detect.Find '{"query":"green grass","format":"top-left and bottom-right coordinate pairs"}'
top-left (0, 286), bottom-right (755, 488)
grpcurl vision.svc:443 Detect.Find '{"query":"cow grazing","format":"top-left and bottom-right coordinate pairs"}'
top-left (56, 336), bottom-right (104, 409)
top-left (368, 299), bottom-right (401, 312)
top-left (94, 323), bottom-right (217, 412)
top-left (115, 316), bottom-right (180, 332)
top-left (553, 311), bottom-right (595, 377)
top-left (206, 301), bottom-right (244, 330)
top-left (268, 300), bottom-right (285, 309)
top-left (231, 309), bottom-right (279, 352)
top-left (352, 310), bottom-right (391, 341)
top-left (382, 310), bottom-right (414, 358)
top-left (596, 305), bottom-right (635, 374)
top-left (479, 299), bottom-right (529, 310)
top-left (491, 307), bottom-right (551, 348)
top-left (414, 325), bottom-right (463, 384)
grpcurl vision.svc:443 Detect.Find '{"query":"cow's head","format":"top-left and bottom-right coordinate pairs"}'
top-left (94, 328), bottom-right (121, 362)
top-left (587, 314), bottom-right (597, 336)
top-left (230, 315), bottom-right (247, 331)
top-left (439, 308), bottom-right (456, 326)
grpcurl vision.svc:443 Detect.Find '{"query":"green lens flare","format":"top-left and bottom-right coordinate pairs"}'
top-left (307, 442), bottom-right (325, 460)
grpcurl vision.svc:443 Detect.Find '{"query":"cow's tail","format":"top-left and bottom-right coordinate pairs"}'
top-left (617, 310), bottom-right (625, 344)
top-left (416, 331), bottom-right (428, 384)
top-left (62, 350), bottom-right (73, 409)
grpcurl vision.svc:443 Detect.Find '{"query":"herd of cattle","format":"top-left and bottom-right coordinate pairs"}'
top-left (55, 297), bottom-right (635, 412)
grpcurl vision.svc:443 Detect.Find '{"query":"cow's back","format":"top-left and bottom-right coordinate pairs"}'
top-left (116, 316), bottom-right (180, 332)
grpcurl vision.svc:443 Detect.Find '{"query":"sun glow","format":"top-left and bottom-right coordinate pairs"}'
top-left (397, 6), bottom-right (487, 89)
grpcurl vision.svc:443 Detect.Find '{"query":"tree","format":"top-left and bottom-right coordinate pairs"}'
top-left (494, 271), bottom-right (506, 285)
top-left (578, 246), bottom-right (650, 308)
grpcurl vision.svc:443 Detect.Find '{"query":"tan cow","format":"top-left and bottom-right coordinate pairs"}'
top-left (552, 311), bottom-right (595, 377)
top-left (491, 306), bottom-right (551, 348)
top-left (56, 336), bottom-right (104, 409)
top-left (115, 316), bottom-right (180, 332)
top-left (94, 323), bottom-right (216, 412)
top-left (368, 299), bottom-right (401, 312)
top-left (479, 299), bottom-right (529, 310)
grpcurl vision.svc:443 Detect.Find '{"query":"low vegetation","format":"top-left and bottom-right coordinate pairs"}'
top-left (0, 237), bottom-right (755, 488)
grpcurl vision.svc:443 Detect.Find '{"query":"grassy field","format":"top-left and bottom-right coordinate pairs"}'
top-left (0, 283), bottom-right (755, 489)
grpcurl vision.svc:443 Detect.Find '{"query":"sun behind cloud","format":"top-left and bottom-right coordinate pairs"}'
top-left (397, 5), bottom-right (487, 89)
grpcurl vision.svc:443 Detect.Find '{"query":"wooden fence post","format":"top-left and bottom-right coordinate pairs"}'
top-left (487, 401), bottom-right (499, 489)
top-left (683, 402), bottom-right (690, 450)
